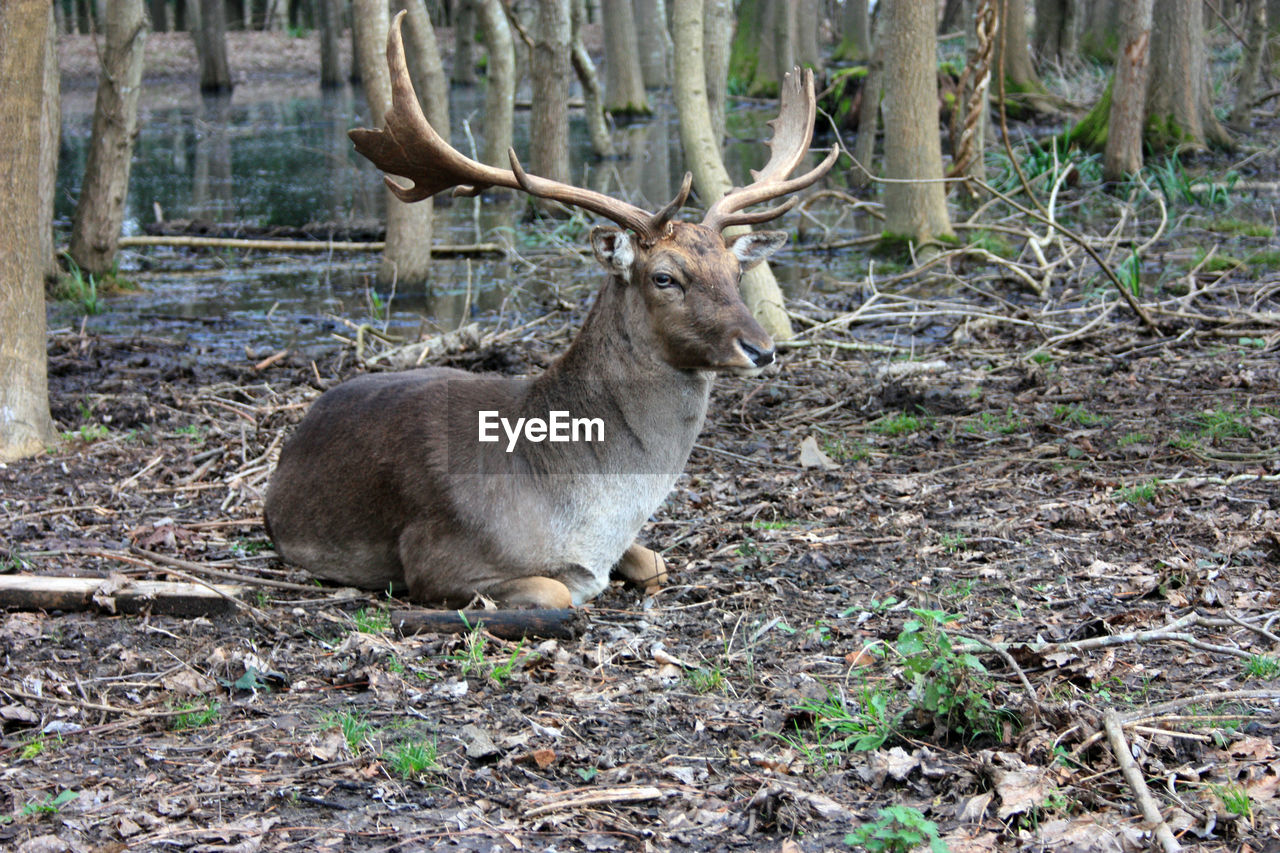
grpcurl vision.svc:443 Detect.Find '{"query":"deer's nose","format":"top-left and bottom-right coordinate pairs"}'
top-left (738, 339), bottom-right (776, 368)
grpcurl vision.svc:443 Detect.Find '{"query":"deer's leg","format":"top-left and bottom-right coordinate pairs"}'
top-left (615, 542), bottom-right (667, 589)
top-left (480, 576), bottom-right (574, 609)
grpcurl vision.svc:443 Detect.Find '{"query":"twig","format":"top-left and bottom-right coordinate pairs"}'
top-left (1103, 709), bottom-right (1182, 853)
top-left (524, 785), bottom-right (666, 817)
top-left (117, 235), bottom-right (504, 255)
top-left (127, 546), bottom-right (320, 592)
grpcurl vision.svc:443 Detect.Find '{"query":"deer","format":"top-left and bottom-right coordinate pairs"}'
top-left (263, 12), bottom-right (837, 610)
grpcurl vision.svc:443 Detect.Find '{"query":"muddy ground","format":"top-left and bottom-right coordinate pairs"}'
top-left (3, 249), bottom-right (1280, 852)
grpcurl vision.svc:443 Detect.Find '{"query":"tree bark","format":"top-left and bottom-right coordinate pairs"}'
top-left (703, 0), bottom-right (732, 144)
top-left (996, 0), bottom-right (1043, 95)
top-left (833, 0), bottom-right (871, 62)
top-left (1033, 0), bottom-right (1077, 66)
top-left (794, 0), bottom-right (822, 77)
top-left (39, 3), bottom-right (61, 284)
top-left (1079, 0), bottom-right (1120, 61)
top-left (632, 0), bottom-right (671, 88)
top-left (193, 0), bottom-right (233, 92)
top-left (398, 0), bottom-right (449, 134)
top-left (1103, 0), bottom-right (1153, 180)
top-left (453, 0), bottom-right (478, 84)
top-left (571, 0), bottom-right (615, 156)
top-left (0, 0), bottom-right (57, 461)
top-left (69, 0), bottom-right (149, 276)
top-left (950, 0), bottom-right (996, 186)
top-left (317, 0), bottom-right (343, 87)
top-left (354, 0), bottom-right (434, 286)
top-left (851, 9), bottom-right (883, 188)
top-left (478, 0), bottom-right (515, 170)
top-left (880, 0), bottom-right (953, 246)
top-left (147, 0), bottom-right (167, 30)
top-left (601, 0), bottom-right (649, 115)
top-left (530, 0), bottom-right (572, 188)
top-left (1229, 0), bottom-right (1267, 127)
top-left (1146, 0), bottom-right (1231, 149)
top-left (670, 0), bottom-right (793, 340)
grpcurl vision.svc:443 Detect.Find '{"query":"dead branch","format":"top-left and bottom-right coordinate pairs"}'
top-left (1103, 710), bottom-right (1183, 853)
top-left (0, 574), bottom-right (242, 617)
top-left (116, 235), bottom-right (504, 255)
top-left (524, 785), bottom-right (666, 817)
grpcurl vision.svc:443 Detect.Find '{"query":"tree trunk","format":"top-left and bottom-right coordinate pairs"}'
top-left (851, 10), bottom-right (884, 188)
top-left (39, 4), bottom-right (61, 284)
top-left (1146, 0), bottom-right (1231, 149)
top-left (632, 0), bottom-right (671, 88)
top-left (354, 0), bottom-right (433, 286)
top-left (794, 0), bottom-right (822, 77)
top-left (950, 0), bottom-right (996, 186)
top-left (833, 0), bottom-right (871, 62)
top-left (398, 0), bottom-right (449, 133)
top-left (1079, 0), bottom-right (1119, 61)
top-left (940, 0), bottom-right (966, 33)
top-left (317, 0), bottom-right (343, 87)
top-left (880, 0), bottom-right (953, 246)
top-left (670, 0), bottom-right (793, 340)
top-left (755, 0), bottom-right (791, 97)
top-left (193, 0), bottom-right (233, 91)
top-left (1229, 0), bottom-right (1266, 127)
top-left (1103, 0), bottom-right (1153, 180)
top-left (148, 0), bottom-right (168, 30)
top-left (1033, 0), bottom-right (1077, 66)
top-left (453, 0), bottom-right (478, 84)
top-left (601, 0), bottom-right (649, 115)
top-left (531, 0), bottom-right (572, 189)
top-left (478, 0), bottom-right (514, 170)
top-left (69, 0), bottom-right (149, 276)
top-left (996, 0), bottom-right (1043, 95)
top-left (571, 0), bottom-right (615, 156)
top-left (0, 0), bottom-right (57, 461)
top-left (703, 0), bottom-right (732, 144)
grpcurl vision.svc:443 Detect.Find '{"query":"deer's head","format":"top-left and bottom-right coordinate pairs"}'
top-left (350, 12), bottom-right (837, 376)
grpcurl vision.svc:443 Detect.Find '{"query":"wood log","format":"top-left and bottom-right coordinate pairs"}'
top-left (0, 574), bottom-right (243, 617)
top-left (391, 608), bottom-right (584, 640)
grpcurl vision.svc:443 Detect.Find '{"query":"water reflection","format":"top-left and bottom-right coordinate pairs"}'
top-left (55, 82), bottom-right (855, 354)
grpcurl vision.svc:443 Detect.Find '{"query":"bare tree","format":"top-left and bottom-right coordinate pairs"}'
top-left (1229, 0), bottom-right (1267, 127)
top-left (478, 0), bottom-right (515, 169)
top-left (1146, 0), bottom-right (1231, 149)
top-left (1033, 0), bottom-right (1077, 66)
top-left (602, 0), bottom-right (649, 115)
top-left (354, 3), bottom-right (433, 285)
top-left (833, 0), bottom-right (871, 62)
top-left (453, 0), bottom-right (478, 84)
top-left (39, 3), bottom-right (61, 284)
top-left (632, 0), bottom-right (671, 88)
top-left (69, 0), bottom-right (149, 276)
top-left (1, 0), bottom-right (57, 461)
top-left (880, 0), bottom-right (953, 246)
top-left (317, 0), bottom-right (343, 87)
top-left (531, 0), bottom-right (572, 187)
top-left (193, 0), bottom-right (233, 92)
top-left (703, 0), bottom-right (732, 143)
top-left (1104, 0), bottom-right (1154, 180)
top-left (670, 0), bottom-right (793, 339)
top-left (398, 0), bottom-right (449, 133)
top-left (728, 0), bottom-right (790, 97)
top-left (571, 0), bottom-right (615, 156)
top-left (851, 10), bottom-right (884, 188)
top-left (794, 0), bottom-right (822, 77)
top-left (996, 0), bottom-right (1044, 99)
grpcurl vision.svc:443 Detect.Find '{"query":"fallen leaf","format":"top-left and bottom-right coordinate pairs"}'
top-left (799, 435), bottom-right (838, 470)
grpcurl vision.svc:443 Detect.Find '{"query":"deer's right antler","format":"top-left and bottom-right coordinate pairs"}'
top-left (350, 11), bottom-right (690, 245)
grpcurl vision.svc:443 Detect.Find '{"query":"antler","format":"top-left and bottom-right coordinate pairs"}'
top-left (349, 11), bottom-right (691, 245)
top-left (701, 67), bottom-right (840, 233)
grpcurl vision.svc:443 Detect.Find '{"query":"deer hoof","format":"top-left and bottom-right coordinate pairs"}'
top-left (484, 576), bottom-right (574, 609)
top-left (617, 543), bottom-right (667, 590)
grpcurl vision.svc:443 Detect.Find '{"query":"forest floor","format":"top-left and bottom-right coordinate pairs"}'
top-left (3, 242), bottom-right (1280, 851)
top-left (5, 24), bottom-right (1280, 853)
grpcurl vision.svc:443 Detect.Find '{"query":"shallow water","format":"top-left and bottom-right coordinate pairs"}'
top-left (55, 80), bottom-right (864, 355)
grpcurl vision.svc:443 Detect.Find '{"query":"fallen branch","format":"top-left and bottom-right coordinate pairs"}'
top-left (0, 573), bottom-right (242, 617)
top-left (524, 785), bottom-right (665, 818)
top-left (392, 608), bottom-right (585, 640)
top-left (1103, 710), bottom-right (1182, 853)
top-left (117, 235), bottom-right (505, 256)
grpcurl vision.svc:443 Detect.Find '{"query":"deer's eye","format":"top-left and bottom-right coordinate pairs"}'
top-left (652, 273), bottom-right (677, 289)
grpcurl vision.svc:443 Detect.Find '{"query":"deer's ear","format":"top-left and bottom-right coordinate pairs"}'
top-left (729, 230), bottom-right (788, 271)
top-left (591, 226), bottom-right (636, 281)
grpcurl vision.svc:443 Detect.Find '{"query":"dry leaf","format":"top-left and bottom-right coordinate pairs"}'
top-left (798, 435), bottom-right (838, 470)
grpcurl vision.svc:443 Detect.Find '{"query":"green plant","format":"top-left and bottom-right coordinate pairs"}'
top-left (1117, 431), bottom-right (1150, 447)
top-left (448, 625), bottom-right (531, 685)
top-left (61, 423), bottom-right (109, 444)
top-left (1115, 248), bottom-right (1143, 296)
top-left (351, 606), bottom-right (391, 634)
top-left (823, 435), bottom-right (871, 462)
top-left (896, 609), bottom-right (1009, 740)
top-left (326, 710), bottom-right (374, 751)
top-left (1196, 407), bottom-right (1251, 441)
top-left (795, 683), bottom-right (902, 752)
top-left (386, 738), bottom-right (440, 779)
top-left (1113, 480), bottom-right (1159, 505)
top-left (687, 665), bottom-right (727, 694)
top-left (1053, 403), bottom-right (1108, 427)
top-left (1206, 218), bottom-right (1273, 237)
top-left (845, 805), bottom-right (947, 852)
top-left (939, 533), bottom-right (968, 554)
top-left (1146, 155), bottom-right (1237, 207)
top-left (170, 700), bottom-right (220, 730)
top-left (870, 412), bottom-right (927, 436)
top-left (1243, 655), bottom-right (1280, 680)
top-left (747, 519), bottom-right (801, 530)
top-left (19, 733), bottom-right (60, 760)
top-left (487, 639), bottom-right (530, 686)
top-left (54, 255), bottom-right (103, 315)
top-left (6, 789), bottom-right (79, 823)
top-left (1211, 783), bottom-right (1252, 819)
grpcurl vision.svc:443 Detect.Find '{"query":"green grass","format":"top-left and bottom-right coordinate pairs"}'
top-left (869, 412), bottom-right (928, 436)
top-left (794, 684), bottom-right (901, 753)
top-left (1053, 403), bottom-right (1109, 427)
top-left (965, 408), bottom-right (1027, 435)
top-left (823, 436), bottom-right (871, 462)
top-left (61, 423), bottom-right (109, 444)
top-left (1247, 249), bottom-right (1280, 270)
top-left (1212, 783), bottom-right (1252, 819)
top-left (1244, 655), bottom-right (1280, 680)
top-left (746, 519), bottom-right (802, 530)
top-left (19, 733), bottom-right (60, 760)
top-left (1196, 407), bottom-right (1251, 441)
top-left (385, 738), bottom-right (440, 779)
top-left (687, 665), bottom-right (727, 694)
top-left (1116, 431), bottom-right (1150, 447)
top-left (1113, 480), bottom-right (1159, 505)
top-left (2, 790), bottom-right (79, 824)
top-left (351, 606), bottom-right (391, 634)
top-left (1206, 218), bottom-right (1273, 238)
top-left (170, 700), bottom-right (220, 731)
top-left (325, 710), bottom-right (374, 751)
top-left (447, 627), bottom-right (533, 686)
top-left (939, 533), bottom-right (968, 553)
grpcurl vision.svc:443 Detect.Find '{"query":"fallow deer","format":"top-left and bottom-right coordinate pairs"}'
top-left (264, 12), bottom-right (837, 609)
